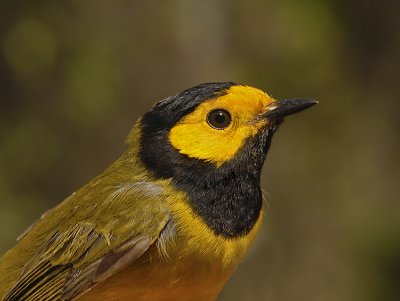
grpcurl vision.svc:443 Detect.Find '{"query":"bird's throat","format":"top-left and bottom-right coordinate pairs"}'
top-left (139, 122), bottom-right (274, 238)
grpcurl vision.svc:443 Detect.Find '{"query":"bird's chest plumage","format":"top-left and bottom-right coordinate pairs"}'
top-left (77, 198), bottom-right (263, 301)
top-left (76, 241), bottom-right (237, 301)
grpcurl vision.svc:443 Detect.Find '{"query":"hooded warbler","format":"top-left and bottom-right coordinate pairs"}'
top-left (0, 82), bottom-right (317, 301)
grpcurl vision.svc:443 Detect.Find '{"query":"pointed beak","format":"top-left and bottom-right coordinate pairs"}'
top-left (259, 98), bottom-right (318, 122)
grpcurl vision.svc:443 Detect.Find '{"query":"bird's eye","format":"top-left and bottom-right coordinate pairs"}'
top-left (207, 109), bottom-right (232, 130)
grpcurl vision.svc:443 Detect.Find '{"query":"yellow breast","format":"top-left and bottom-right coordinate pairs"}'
top-left (77, 191), bottom-right (263, 301)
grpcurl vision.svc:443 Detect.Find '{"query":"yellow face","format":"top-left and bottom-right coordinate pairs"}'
top-left (169, 85), bottom-right (276, 166)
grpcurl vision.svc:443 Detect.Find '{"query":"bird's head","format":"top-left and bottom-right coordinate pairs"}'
top-left (137, 82), bottom-right (316, 177)
top-left (132, 82), bottom-right (316, 237)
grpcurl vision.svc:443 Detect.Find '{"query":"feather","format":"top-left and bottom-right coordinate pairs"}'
top-left (2, 175), bottom-right (170, 301)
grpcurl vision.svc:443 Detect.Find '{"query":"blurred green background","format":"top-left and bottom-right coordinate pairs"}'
top-left (0, 1), bottom-right (399, 300)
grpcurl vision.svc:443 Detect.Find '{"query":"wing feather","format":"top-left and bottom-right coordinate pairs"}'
top-left (3, 180), bottom-right (170, 301)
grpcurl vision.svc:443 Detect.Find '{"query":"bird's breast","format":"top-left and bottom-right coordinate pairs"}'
top-left (77, 192), bottom-right (263, 301)
top-left (77, 243), bottom-right (234, 301)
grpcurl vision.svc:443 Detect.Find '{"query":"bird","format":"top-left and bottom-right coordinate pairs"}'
top-left (0, 82), bottom-right (317, 301)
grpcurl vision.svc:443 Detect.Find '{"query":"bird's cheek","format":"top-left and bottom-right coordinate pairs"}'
top-left (169, 123), bottom-right (261, 167)
top-left (168, 124), bottom-right (243, 166)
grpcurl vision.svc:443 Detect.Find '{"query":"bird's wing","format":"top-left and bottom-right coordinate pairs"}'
top-left (3, 181), bottom-right (171, 301)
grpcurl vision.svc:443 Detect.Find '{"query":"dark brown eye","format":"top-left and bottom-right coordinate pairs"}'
top-left (207, 109), bottom-right (232, 130)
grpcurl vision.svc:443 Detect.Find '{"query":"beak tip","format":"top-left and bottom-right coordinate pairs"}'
top-left (303, 98), bottom-right (319, 109)
top-left (295, 98), bottom-right (318, 105)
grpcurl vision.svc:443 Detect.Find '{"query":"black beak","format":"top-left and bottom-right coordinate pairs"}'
top-left (260, 98), bottom-right (318, 122)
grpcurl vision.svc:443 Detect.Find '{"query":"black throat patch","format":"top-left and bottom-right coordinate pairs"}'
top-left (139, 83), bottom-right (275, 238)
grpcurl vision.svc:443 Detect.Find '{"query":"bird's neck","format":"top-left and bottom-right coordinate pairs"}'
top-left (132, 121), bottom-right (273, 238)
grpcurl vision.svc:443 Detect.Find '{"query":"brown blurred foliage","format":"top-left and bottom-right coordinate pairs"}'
top-left (0, 1), bottom-right (399, 300)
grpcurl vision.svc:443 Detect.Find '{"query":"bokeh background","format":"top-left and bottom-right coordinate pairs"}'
top-left (1, 1), bottom-right (399, 300)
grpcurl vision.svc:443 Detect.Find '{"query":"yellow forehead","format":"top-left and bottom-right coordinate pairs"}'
top-left (182, 85), bottom-right (274, 125)
top-left (169, 85), bottom-right (275, 166)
